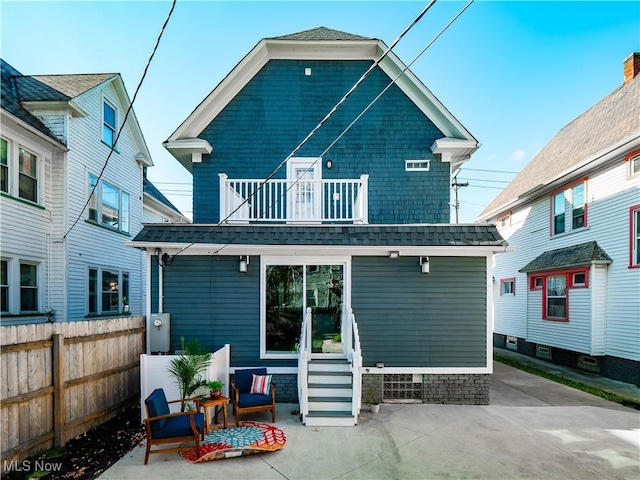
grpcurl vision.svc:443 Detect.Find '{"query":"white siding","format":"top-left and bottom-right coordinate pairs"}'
top-left (0, 117), bottom-right (58, 319)
top-left (63, 82), bottom-right (146, 320)
top-left (490, 155), bottom-right (640, 361)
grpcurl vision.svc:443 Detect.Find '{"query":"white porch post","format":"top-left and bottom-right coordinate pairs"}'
top-left (219, 173), bottom-right (228, 223)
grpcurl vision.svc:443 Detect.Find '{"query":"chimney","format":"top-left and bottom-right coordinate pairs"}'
top-left (623, 52), bottom-right (640, 84)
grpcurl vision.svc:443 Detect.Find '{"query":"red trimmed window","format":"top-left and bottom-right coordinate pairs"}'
top-left (626, 149), bottom-right (640, 178)
top-left (631, 204), bottom-right (640, 268)
top-left (550, 179), bottom-right (587, 236)
top-left (529, 267), bottom-right (590, 322)
top-left (500, 278), bottom-right (515, 296)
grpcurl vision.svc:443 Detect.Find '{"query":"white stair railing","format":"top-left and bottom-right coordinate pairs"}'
top-left (297, 307), bottom-right (312, 418)
top-left (346, 308), bottom-right (363, 416)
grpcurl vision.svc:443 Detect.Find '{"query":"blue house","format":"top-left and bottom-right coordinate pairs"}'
top-left (130, 28), bottom-right (506, 426)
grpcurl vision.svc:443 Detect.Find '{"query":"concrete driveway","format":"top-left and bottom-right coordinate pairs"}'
top-left (100, 362), bottom-right (640, 479)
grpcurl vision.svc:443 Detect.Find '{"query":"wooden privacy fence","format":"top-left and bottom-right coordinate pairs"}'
top-left (1, 317), bottom-right (145, 469)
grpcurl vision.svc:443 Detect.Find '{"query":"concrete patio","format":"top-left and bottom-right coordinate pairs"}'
top-left (100, 361), bottom-right (640, 479)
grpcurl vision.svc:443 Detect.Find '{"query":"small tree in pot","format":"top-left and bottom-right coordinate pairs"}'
top-left (167, 339), bottom-right (211, 411)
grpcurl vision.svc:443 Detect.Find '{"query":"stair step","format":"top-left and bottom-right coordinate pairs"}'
top-left (308, 362), bottom-right (351, 373)
top-left (304, 410), bottom-right (357, 427)
top-left (308, 396), bottom-right (352, 402)
top-left (308, 371), bottom-right (352, 384)
top-left (308, 383), bottom-right (352, 397)
top-left (309, 358), bottom-right (349, 364)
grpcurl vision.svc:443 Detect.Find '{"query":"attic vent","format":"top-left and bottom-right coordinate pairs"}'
top-left (578, 355), bottom-right (600, 373)
top-left (506, 336), bottom-right (517, 350)
top-left (405, 160), bottom-right (430, 171)
top-left (305, 68), bottom-right (312, 76)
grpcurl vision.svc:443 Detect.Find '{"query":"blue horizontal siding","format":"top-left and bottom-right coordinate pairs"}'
top-left (352, 256), bottom-right (487, 367)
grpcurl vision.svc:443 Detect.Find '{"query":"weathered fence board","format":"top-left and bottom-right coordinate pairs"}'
top-left (1, 317), bottom-right (145, 471)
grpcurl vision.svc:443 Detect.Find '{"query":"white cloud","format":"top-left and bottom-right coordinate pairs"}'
top-left (511, 149), bottom-right (525, 161)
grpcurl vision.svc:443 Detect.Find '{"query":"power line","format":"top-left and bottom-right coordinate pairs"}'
top-left (460, 167), bottom-right (519, 174)
top-left (64, 0), bottom-right (177, 238)
top-left (167, 0), bottom-right (440, 261)
top-left (466, 184), bottom-right (504, 190)
top-left (458, 177), bottom-right (510, 184)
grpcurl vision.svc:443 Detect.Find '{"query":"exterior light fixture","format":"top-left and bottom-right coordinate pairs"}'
top-left (326, 159), bottom-right (332, 169)
top-left (420, 256), bottom-right (430, 274)
top-left (239, 255), bottom-right (249, 273)
top-left (389, 251), bottom-right (400, 259)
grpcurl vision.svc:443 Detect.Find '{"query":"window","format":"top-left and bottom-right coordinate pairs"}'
top-left (103, 101), bottom-right (117, 147)
top-left (631, 205), bottom-right (640, 268)
top-left (533, 267), bottom-right (589, 321)
top-left (627, 150), bottom-right (640, 177)
top-left (1, 137), bottom-right (8, 193)
top-left (88, 268), bottom-right (130, 315)
top-left (500, 278), bottom-right (515, 296)
top-left (263, 258), bottom-right (345, 357)
top-left (18, 148), bottom-right (38, 202)
top-left (405, 160), bottom-right (430, 171)
top-left (1, 260), bottom-right (8, 312)
top-left (545, 274), bottom-right (566, 320)
top-left (530, 276), bottom-right (543, 290)
top-left (497, 212), bottom-right (512, 229)
top-left (87, 174), bottom-right (130, 233)
top-left (551, 179), bottom-right (587, 236)
top-left (19, 262), bottom-right (37, 312)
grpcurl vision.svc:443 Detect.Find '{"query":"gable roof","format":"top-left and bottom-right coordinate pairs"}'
top-left (143, 178), bottom-right (182, 214)
top-left (165, 27), bottom-right (478, 172)
top-left (479, 74), bottom-right (640, 220)
top-left (269, 26), bottom-right (373, 41)
top-left (519, 241), bottom-right (612, 273)
top-left (18, 73), bottom-right (117, 100)
top-left (0, 59), bottom-right (63, 145)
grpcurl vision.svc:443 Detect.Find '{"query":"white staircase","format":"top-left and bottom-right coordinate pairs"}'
top-left (305, 359), bottom-right (357, 427)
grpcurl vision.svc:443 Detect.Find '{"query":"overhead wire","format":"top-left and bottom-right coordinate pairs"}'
top-left (206, 0), bottom-right (476, 256)
top-left (63, 0), bottom-right (177, 238)
top-left (167, 0), bottom-right (441, 260)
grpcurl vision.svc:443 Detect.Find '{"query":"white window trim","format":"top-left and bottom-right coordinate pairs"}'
top-left (405, 160), bottom-right (431, 171)
top-left (87, 173), bottom-right (130, 233)
top-left (87, 266), bottom-right (130, 315)
top-left (1, 136), bottom-right (42, 205)
top-left (1, 257), bottom-right (9, 313)
top-left (102, 98), bottom-right (118, 148)
top-left (629, 153), bottom-right (640, 177)
top-left (500, 278), bottom-right (515, 296)
top-left (18, 260), bottom-right (39, 313)
top-left (260, 255), bottom-right (351, 360)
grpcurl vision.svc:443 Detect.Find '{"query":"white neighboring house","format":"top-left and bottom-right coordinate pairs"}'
top-left (142, 168), bottom-right (189, 224)
top-left (478, 53), bottom-right (640, 386)
top-left (1, 59), bottom-right (185, 325)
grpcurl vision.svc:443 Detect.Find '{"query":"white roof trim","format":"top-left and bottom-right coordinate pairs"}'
top-left (431, 137), bottom-right (479, 170)
top-left (167, 37), bottom-right (477, 148)
top-left (164, 138), bottom-right (213, 154)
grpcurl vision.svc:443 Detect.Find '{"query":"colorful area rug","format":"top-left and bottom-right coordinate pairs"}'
top-left (180, 421), bottom-right (287, 463)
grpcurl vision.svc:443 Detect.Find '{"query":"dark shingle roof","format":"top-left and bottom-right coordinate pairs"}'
top-left (132, 224), bottom-right (507, 247)
top-left (269, 27), bottom-right (373, 41)
top-left (519, 241), bottom-right (612, 273)
top-left (480, 74), bottom-right (640, 219)
top-left (1, 59), bottom-right (60, 143)
top-left (143, 179), bottom-right (182, 214)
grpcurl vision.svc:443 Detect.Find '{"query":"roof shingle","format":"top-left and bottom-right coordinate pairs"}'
top-left (269, 27), bottom-right (373, 41)
top-left (519, 241), bottom-right (612, 273)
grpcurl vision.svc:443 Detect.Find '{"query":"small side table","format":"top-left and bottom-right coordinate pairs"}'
top-left (199, 396), bottom-right (229, 433)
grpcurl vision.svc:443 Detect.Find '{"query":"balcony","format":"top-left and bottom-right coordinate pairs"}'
top-left (219, 173), bottom-right (369, 224)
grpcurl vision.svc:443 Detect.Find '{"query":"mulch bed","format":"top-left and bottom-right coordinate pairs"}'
top-left (3, 405), bottom-right (145, 480)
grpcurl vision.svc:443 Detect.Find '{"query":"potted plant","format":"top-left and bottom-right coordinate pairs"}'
top-left (167, 339), bottom-right (211, 411)
top-left (206, 380), bottom-right (224, 399)
top-left (364, 381), bottom-right (381, 414)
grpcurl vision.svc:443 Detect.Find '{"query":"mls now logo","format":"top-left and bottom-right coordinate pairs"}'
top-left (3, 459), bottom-right (63, 473)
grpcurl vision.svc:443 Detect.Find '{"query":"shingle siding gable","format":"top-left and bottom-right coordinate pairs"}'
top-left (194, 59), bottom-right (448, 224)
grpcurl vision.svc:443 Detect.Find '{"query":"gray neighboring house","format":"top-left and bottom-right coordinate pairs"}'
top-left (478, 53), bottom-right (640, 386)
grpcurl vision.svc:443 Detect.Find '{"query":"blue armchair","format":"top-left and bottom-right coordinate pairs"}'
top-left (231, 368), bottom-right (276, 426)
top-left (143, 388), bottom-right (205, 464)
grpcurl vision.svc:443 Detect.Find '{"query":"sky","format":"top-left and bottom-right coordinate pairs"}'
top-left (1, 0), bottom-right (639, 223)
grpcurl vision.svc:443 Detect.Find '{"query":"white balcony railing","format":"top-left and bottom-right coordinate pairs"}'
top-left (219, 173), bottom-right (369, 224)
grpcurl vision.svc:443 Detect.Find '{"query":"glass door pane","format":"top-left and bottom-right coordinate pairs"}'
top-left (306, 265), bottom-right (343, 354)
top-left (266, 265), bottom-right (303, 354)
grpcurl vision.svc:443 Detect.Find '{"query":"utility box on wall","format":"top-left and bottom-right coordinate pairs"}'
top-left (150, 313), bottom-right (170, 353)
